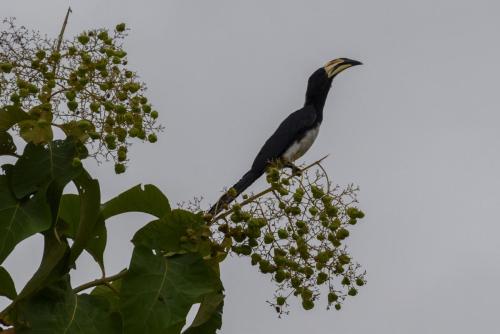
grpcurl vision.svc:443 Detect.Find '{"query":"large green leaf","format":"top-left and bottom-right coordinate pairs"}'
top-left (11, 139), bottom-right (82, 199)
top-left (0, 266), bottom-right (17, 300)
top-left (132, 209), bottom-right (211, 256)
top-left (0, 176), bottom-right (51, 264)
top-left (183, 293), bottom-right (224, 334)
top-left (58, 194), bottom-right (107, 273)
top-left (0, 105), bottom-right (31, 131)
top-left (101, 184), bottom-right (170, 220)
top-left (14, 276), bottom-right (122, 334)
top-left (68, 172), bottom-right (101, 265)
top-left (120, 247), bottom-right (222, 334)
top-left (16, 233), bottom-right (69, 302)
top-left (0, 131), bottom-right (16, 156)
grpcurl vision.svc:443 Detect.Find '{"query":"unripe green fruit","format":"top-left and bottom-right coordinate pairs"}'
top-left (334, 303), bottom-right (341, 310)
top-left (115, 104), bottom-right (126, 114)
top-left (97, 31), bottom-right (109, 40)
top-left (117, 91), bottom-right (128, 101)
top-left (277, 229), bottom-right (288, 239)
top-left (301, 288), bottom-right (313, 301)
top-left (336, 228), bottom-right (349, 240)
top-left (275, 270), bottom-right (286, 283)
top-left (311, 185), bottom-right (323, 199)
top-left (112, 56), bottom-right (121, 64)
top-left (114, 163), bottom-right (125, 174)
top-left (291, 277), bottom-right (301, 288)
top-left (338, 254), bottom-right (350, 265)
top-left (309, 207), bottom-right (318, 216)
top-left (302, 300), bottom-right (314, 310)
top-left (251, 253), bottom-right (261, 266)
top-left (328, 292), bottom-right (338, 303)
top-left (277, 296), bottom-right (286, 306)
top-left (348, 288), bottom-right (358, 296)
top-left (118, 149), bottom-right (127, 161)
top-left (317, 272), bottom-right (328, 285)
top-left (281, 178), bottom-right (290, 186)
top-left (341, 277), bottom-right (350, 285)
top-left (327, 206), bottom-right (338, 217)
top-left (115, 23), bottom-right (126, 32)
top-left (330, 218), bottom-right (341, 230)
top-left (150, 110), bottom-right (158, 119)
top-left (348, 218), bottom-right (357, 225)
top-left (67, 101), bottom-right (78, 111)
top-left (36, 50), bottom-right (46, 60)
top-left (356, 278), bottom-right (365, 286)
top-left (68, 46), bottom-right (77, 56)
top-left (77, 34), bottom-right (90, 45)
top-left (65, 91), bottom-right (76, 101)
top-left (263, 233), bottom-right (274, 244)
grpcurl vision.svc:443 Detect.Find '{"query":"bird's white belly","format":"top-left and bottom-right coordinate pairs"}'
top-left (282, 125), bottom-right (320, 162)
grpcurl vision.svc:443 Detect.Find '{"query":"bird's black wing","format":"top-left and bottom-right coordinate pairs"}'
top-left (251, 105), bottom-right (317, 172)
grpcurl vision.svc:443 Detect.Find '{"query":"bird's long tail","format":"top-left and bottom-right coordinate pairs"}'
top-left (208, 169), bottom-right (263, 216)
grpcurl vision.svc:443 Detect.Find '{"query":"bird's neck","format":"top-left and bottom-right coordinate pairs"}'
top-left (304, 96), bottom-right (327, 123)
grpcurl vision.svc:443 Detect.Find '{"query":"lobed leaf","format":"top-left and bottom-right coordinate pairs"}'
top-left (0, 176), bottom-right (51, 264)
top-left (0, 266), bottom-right (17, 300)
top-left (11, 139), bottom-right (82, 199)
top-left (101, 184), bottom-right (170, 220)
top-left (14, 276), bottom-right (121, 334)
top-left (132, 209), bottom-right (210, 256)
top-left (120, 247), bottom-right (222, 334)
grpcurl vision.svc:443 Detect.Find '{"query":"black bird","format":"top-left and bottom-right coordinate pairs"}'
top-left (209, 58), bottom-right (362, 215)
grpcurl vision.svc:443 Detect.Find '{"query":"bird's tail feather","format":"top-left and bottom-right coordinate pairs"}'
top-left (208, 169), bottom-right (262, 216)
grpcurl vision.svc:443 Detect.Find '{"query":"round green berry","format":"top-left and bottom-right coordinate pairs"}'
top-left (114, 163), bottom-right (126, 174)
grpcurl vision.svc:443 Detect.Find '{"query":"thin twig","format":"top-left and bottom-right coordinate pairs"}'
top-left (55, 7), bottom-right (72, 53)
top-left (73, 269), bottom-right (127, 294)
top-left (211, 155), bottom-right (330, 222)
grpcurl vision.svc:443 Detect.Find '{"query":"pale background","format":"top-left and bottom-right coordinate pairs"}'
top-left (2, 1), bottom-right (500, 333)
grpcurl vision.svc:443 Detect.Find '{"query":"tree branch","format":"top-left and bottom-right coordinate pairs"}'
top-left (72, 269), bottom-right (127, 294)
top-left (211, 155), bottom-right (330, 223)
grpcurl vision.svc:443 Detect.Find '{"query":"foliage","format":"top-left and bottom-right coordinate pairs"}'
top-left (0, 13), bottom-right (367, 334)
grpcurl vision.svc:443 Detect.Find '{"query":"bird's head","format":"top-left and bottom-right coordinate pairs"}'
top-left (305, 58), bottom-right (362, 110)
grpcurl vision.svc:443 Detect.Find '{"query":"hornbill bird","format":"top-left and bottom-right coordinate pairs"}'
top-left (209, 58), bottom-right (362, 215)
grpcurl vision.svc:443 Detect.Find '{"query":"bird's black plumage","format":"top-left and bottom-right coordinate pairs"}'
top-left (209, 58), bottom-right (361, 215)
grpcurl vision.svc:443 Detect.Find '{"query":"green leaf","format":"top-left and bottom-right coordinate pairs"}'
top-left (58, 194), bottom-right (107, 273)
top-left (120, 247), bottom-right (222, 334)
top-left (14, 276), bottom-right (122, 334)
top-left (183, 293), bottom-right (224, 334)
top-left (0, 105), bottom-right (31, 131)
top-left (90, 279), bottom-right (122, 312)
top-left (11, 139), bottom-right (81, 199)
top-left (101, 184), bottom-right (170, 220)
top-left (69, 172), bottom-right (101, 265)
top-left (0, 266), bottom-right (17, 300)
top-left (0, 176), bottom-right (51, 264)
top-left (132, 209), bottom-right (211, 256)
top-left (16, 233), bottom-right (69, 302)
top-left (0, 131), bottom-right (16, 156)
top-left (18, 119), bottom-right (53, 144)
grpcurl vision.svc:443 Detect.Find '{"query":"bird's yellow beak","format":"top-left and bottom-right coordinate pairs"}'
top-left (324, 58), bottom-right (362, 78)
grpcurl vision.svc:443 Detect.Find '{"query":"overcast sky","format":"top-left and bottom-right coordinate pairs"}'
top-left (2, 1), bottom-right (500, 333)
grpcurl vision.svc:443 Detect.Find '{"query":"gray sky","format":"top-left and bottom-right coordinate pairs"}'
top-left (2, 1), bottom-right (500, 333)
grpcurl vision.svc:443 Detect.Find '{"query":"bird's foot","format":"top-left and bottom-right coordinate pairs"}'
top-left (285, 162), bottom-right (303, 176)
